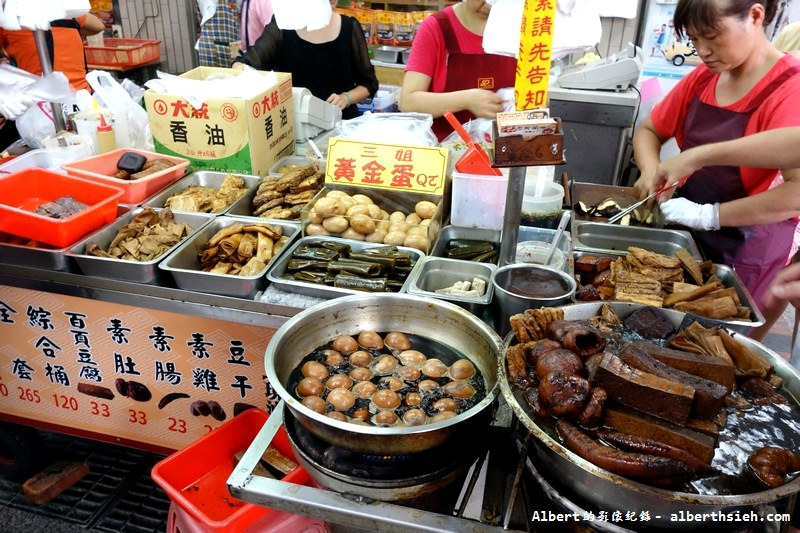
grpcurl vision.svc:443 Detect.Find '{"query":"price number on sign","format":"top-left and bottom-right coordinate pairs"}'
top-left (52, 394), bottom-right (79, 411)
top-left (168, 418), bottom-right (187, 433)
top-left (128, 409), bottom-right (147, 425)
top-left (90, 401), bottom-right (110, 417)
top-left (18, 387), bottom-right (41, 403)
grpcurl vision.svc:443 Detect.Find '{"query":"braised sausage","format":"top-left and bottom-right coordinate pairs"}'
top-left (596, 428), bottom-right (715, 474)
top-left (556, 420), bottom-right (696, 480)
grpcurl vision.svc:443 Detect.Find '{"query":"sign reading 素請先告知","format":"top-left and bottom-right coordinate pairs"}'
top-left (324, 138), bottom-right (448, 196)
top-left (515, 0), bottom-right (557, 111)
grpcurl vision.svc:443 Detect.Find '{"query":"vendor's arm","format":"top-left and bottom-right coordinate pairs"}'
top-left (656, 128), bottom-right (800, 186)
top-left (233, 18), bottom-right (281, 70)
top-left (632, 116), bottom-right (667, 200)
top-left (328, 17), bottom-right (378, 109)
top-left (399, 70), bottom-right (503, 119)
top-left (79, 14), bottom-right (105, 37)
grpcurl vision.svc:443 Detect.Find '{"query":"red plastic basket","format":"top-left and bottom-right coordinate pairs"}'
top-left (151, 409), bottom-right (315, 533)
top-left (84, 38), bottom-right (160, 68)
top-left (62, 148), bottom-right (189, 204)
top-left (0, 169), bottom-right (123, 248)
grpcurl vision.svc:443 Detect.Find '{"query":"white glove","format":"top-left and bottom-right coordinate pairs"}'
top-left (660, 198), bottom-right (720, 231)
top-left (0, 93), bottom-right (36, 121)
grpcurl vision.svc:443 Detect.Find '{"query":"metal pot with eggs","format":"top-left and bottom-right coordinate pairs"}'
top-left (264, 293), bottom-right (503, 455)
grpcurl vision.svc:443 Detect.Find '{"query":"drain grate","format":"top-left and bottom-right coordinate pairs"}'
top-left (0, 430), bottom-right (163, 530)
top-left (92, 456), bottom-right (171, 533)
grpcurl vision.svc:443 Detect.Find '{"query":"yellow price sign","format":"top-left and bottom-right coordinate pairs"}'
top-left (324, 138), bottom-right (448, 196)
top-left (515, 0), bottom-right (557, 110)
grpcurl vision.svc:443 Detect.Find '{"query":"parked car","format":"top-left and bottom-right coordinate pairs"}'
top-left (664, 41), bottom-right (701, 66)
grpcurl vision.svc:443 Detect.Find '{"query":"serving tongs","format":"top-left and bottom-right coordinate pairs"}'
top-left (606, 176), bottom-right (689, 224)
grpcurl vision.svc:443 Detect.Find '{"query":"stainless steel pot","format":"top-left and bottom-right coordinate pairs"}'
top-left (265, 293), bottom-right (503, 455)
top-left (499, 301), bottom-right (800, 529)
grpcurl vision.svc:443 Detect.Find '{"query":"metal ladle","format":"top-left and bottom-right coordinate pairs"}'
top-left (543, 210), bottom-right (570, 266)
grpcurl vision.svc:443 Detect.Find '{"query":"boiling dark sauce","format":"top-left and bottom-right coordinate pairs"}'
top-left (497, 267), bottom-right (570, 298)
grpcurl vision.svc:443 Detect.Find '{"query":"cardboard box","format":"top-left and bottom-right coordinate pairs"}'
top-left (144, 67), bottom-right (295, 177)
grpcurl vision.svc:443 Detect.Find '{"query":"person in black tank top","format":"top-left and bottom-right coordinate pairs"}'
top-left (234, 1), bottom-right (378, 120)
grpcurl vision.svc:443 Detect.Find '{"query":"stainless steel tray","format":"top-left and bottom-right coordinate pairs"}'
top-left (66, 208), bottom-right (215, 284)
top-left (266, 236), bottom-right (424, 299)
top-left (571, 182), bottom-right (662, 226)
top-left (572, 251), bottom-right (765, 332)
top-left (430, 224), bottom-right (573, 275)
top-left (407, 256), bottom-right (495, 313)
top-left (143, 170), bottom-right (260, 214)
top-left (572, 220), bottom-right (702, 259)
top-left (159, 216), bottom-right (300, 298)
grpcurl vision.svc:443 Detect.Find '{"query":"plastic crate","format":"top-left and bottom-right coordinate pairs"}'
top-left (151, 409), bottom-right (317, 533)
top-left (84, 38), bottom-right (160, 68)
top-left (62, 148), bottom-right (189, 204)
top-left (0, 169), bottom-right (123, 248)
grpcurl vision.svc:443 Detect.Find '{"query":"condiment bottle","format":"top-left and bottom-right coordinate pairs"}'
top-left (96, 114), bottom-right (116, 154)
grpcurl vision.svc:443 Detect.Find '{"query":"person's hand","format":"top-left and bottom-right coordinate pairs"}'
top-left (327, 92), bottom-right (351, 110)
top-left (632, 166), bottom-right (662, 207)
top-left (465, 89), bottom-right (504, 119)
top-left (764, 262), bottom-right (800, 312)
top-left (0, 92), bottom-right (35, 121)
top-left (231, 62), bottom-right (247, 70)
top-left (660, 198), bottom-right (720, 230)
top-left (654, 149), bottom-right (702, 200)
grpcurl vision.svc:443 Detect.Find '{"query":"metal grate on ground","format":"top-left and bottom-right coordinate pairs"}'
top-left (0, 429), bottom-right (168, 531)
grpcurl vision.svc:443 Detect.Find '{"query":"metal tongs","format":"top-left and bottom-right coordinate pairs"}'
top-left (607, 176), bottom-right (689, 224)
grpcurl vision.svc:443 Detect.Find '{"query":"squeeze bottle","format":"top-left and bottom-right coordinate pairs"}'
top-left (96, 114), bottom-right (116, 154)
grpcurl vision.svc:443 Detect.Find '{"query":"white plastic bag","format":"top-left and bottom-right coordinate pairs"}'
top-left (336, 112), bottom-right (438, 147)
top-left (86, 70), bottom-right (151, 150)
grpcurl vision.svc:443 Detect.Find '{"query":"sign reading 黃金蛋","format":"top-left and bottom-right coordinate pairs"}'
top-left (515, 0), bottom-right (557, 111)
top-left (324, 138), bottom-right (448, 196)
top-left (144, 67), bottom-right (296, 177)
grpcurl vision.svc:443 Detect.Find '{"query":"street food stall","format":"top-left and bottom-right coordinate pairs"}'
top-left (2, 1), bottom-right (800, 532)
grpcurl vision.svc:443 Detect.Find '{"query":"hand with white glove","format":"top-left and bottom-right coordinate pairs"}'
top-left (660, 198), bottom-right (721, 231)
top-left (0, 92), bottom-right (36, 121)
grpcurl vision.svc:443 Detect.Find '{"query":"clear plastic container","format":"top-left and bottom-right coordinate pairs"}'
top-left (450, 170), bottom-right (508, 231)
top-left (521, 181), bottom-right (564, 228)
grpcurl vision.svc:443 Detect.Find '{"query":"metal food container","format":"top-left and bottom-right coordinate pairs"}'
top-left (66, 208), bottom-right (214, 284)
top-left (406, 256), bottom-right (495, 313)
top-left (265, 293), bottom-right (503, 455)
top-left (159, 216), bottom-right (300, 298)
top-left (143, 171), bottom-right (260, 214)
top-left (572, 220), bottom-right (702, 259)
top-left (431, 224), bottom-right (573, 275)
top-left (373, 45), bottom-right (406, 63)
top-left (572, 251), bottom-right (765, 332)
top-left (499, 301), bottom-right (800, 529)
top-left (266, 236), bottom-right (424, 299)
top-left (571, 182), bottom-right (662, 226)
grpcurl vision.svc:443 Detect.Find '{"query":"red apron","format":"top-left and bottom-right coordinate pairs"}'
top-left (431, 11), bottom-right (517, 141)
top-left (677, 66), bottom-right (800, 309)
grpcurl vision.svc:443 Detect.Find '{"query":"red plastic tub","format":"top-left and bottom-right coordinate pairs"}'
top-left (0, 168), bottom-right (123, 248)
top-left (84, 38), bottom-right (161, 68)
top-left (151, 408), bottom-right (317, 533)
top-left (62, 148), bottom-right (189, 204)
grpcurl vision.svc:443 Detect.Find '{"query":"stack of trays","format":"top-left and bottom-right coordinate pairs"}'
top-left (66, 208), bottom-right (215, 284)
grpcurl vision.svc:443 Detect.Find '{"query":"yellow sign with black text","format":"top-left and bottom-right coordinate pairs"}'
top-left (515, 0), bottom-right (557, 110)
top-left (325, 138), bottom-right (448, 196)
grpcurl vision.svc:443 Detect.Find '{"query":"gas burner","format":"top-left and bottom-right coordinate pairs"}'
top-left (283, 408), bottom-right (486, 508)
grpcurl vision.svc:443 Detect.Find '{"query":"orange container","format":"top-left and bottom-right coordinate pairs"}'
top-left (151, 409), bottom-right (314, 533)
top-left (62, 148), bottom-right (189, 204)
top-left (0, 169), bottom-right (123, 248)
top-left (84, 38), bottom-right (161, 68)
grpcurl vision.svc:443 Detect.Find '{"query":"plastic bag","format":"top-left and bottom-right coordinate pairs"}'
top-left (336, 112), bottom-right (438, 147)
top-left (15, 102), bottom-right (58, 148)
top-left (439, 117), bottom-right (494, 172)
top-left (86, 70), bottom-right (152, 150)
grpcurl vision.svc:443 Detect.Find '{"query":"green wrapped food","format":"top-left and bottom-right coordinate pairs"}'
top-left (446, 241), bottom-right (495, 260)
top-left (334, 274), bottom-right (388, 292)
top-left (294, 271), bottom-right (327, 284)
top-left (287, 259), bottom-right (329, 271)
top-left (292, 245), bottom-right (339, 261)
top-left (320, 241), bottom-right (351, 254)
top-left (347, 250), bottom-right (397, 269)
top-left (471, 250), bottom-right (498, 263)
top-left (327, 259), bottom-right (382, 277)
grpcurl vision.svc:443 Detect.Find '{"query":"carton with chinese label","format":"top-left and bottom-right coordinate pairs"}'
top-left (144, 67), bottom-right (295, 177)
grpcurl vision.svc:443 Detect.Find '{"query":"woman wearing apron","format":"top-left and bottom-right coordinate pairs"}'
top-left (632, 0), bottom-right (800, 336)
top-left (400, 0), bottom-right (516, 141)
